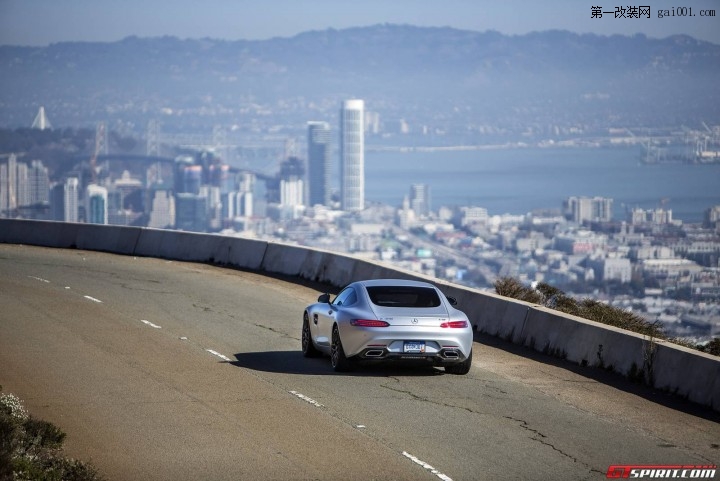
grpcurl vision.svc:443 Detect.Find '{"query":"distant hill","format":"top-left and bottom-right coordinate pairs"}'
top-left (1, 25), bottom-right (719, 132)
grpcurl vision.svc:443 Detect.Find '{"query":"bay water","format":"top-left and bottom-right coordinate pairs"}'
top-left (365, 146), bottom-right (720, 223)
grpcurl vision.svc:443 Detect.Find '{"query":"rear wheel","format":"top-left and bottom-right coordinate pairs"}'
top-left (302, 313), bottom-right (321, 358)
top-left (445, 348), bottom-right (472, 375)
top-left (331, 325), bottom-right (352, 372)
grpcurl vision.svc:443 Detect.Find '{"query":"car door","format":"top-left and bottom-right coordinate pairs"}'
top-left (314, 287), bottom-right (356, 347)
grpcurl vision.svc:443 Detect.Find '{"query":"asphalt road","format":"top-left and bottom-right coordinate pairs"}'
top-left (1, 244), bottom-right (718, 481)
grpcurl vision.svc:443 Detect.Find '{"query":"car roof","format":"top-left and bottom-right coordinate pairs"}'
top-left (354, 279), bottom-right (437, 289)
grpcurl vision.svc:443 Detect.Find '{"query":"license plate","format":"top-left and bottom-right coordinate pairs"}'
top-left (403, 341), bottom-right (425, 353)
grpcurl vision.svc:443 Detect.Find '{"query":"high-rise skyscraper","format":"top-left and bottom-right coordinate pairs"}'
top-left (29, 160), bottom-right (50, 206)
top-left (307, 121), bottom-right (331, 207)
top-left (277, 157), bottom-right (305, 209)
top-left (86, 184), bottom-right (108, 224)
top-left (147, 189), bottom-right (175, 229)
top-left (6, 154), bottom-right (17, 213)
top-left (50, 184), bottom-right (64, 221)
top-left (564, 196), bottom-right (613, 223)
top-left (410, 184), bottom-right (431, 217)
top-left (182, 165), bottom-right (203, 195)
top-left (175, 193), bottom-right (208, 232)
top-left (340, 99), bottom-right (364, 212)
top-left (64, 177), bottom-right (80, 223)
top-left (1, 156), bottom-right (50, 217)
top-left (0, 162), bottom-right (7, 216)
top-left (235, 172), bottom-right (255, 218)
top-left (15, 162), bottom-right (30, 208)
top-left (280, 178), bottom-right (304, 208)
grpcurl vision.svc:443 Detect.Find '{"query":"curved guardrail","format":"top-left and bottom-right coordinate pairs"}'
top-left (1, 218), bottom-right (718, 412)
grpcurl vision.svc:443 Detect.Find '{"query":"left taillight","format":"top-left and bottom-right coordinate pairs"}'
top-left (350, 319), bottom-right (390, 327)
top-left (440, 320), bottom-right (468, 328)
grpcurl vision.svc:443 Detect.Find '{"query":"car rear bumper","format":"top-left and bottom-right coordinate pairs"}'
top-left (357, 346), bottom-right (469, 365)
top-left (339, 324), bottom-right (473, 359)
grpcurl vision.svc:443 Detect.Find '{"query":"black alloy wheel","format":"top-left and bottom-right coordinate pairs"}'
top-left (445, 349), bottom-right (472, 375)
top-left (302, 313), bottom-right (321, 358)
top-left (331, 325), bottom-right (352, 372)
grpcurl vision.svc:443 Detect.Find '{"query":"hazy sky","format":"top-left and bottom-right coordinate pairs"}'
top-left (1, 0), bottom-right (719, 46)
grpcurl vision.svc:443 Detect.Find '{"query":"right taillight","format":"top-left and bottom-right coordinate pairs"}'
top-left (441, 321), bottom-right (468, 328)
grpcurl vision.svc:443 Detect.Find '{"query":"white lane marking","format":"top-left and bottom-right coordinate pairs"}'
top-left (141, 319), bottom-right (162, 329)
top-left (289, 391), bottom-right (324, 408)
top-left (28, 276), bottom-right (50, 283)
top-left (65, 286), bottom-right (70, 289)
top-left (402, 452), bottom-right (453, 481)
top-left (205, 349), bottom-right (231, 362)
top-left (84, 295), bottom-right (102, 303)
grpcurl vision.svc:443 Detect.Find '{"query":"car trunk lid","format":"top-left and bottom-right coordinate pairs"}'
top-left (369, 305), bottom-right (450, 327)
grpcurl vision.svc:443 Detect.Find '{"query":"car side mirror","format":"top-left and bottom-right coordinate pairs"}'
top-left (318, 293), bottom-right (331, 304)
top-left (446, 296), bottom-right (457, 306)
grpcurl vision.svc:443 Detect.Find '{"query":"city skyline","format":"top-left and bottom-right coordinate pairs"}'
top-left (4, 148), bottom-right (718, 341)
top-left (0, 1), bottom-right (717, 419)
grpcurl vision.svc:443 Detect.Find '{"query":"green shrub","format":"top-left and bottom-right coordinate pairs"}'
top-left (23, 418), bottom-right (67, 449)
top-left (0, 387), bottom-right (103, 481)
top-left (698, 338), bottom-right (720, 356)
top-left (13, 455), bottom-right (103, 481)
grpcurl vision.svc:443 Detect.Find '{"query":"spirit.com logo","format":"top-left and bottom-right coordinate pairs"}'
top-left (607, 466), bottom-right (717, 479)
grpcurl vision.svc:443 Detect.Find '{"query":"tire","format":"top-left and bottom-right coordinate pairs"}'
top-left (302, 313), bottom-right (321, 358)
top-left (445, 348), bottom-right (472, 375)
top-left (330, 325), bottom-right (353, 372)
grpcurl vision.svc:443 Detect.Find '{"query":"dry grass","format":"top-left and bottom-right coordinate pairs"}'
top-left (493, 277), bottom-right (717, 353)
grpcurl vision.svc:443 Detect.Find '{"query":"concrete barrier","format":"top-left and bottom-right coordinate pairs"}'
top-left (654, 342), bottom-right (720, 408)
top-left (0, 219), bottom-right (81, 249)
top-left (226, 237), bottom-right (268, 271)
top-left (1, 219), bottom-right (718, 412)
top-left (260, 242), bottom-right (324, 278)
top-left (76, 224), bottom-right (142, 255)
top-left (136, 229), bottom-right (227, 263)
top-left (521, 306), bottom-right (647, 372)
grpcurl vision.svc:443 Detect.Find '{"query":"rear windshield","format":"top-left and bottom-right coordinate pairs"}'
top-left (366, 286), bottom-right (441, 308)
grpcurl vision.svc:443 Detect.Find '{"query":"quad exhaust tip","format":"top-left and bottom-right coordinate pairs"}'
top-left (364, 349), bottom-right (386, 358)
top-left (441, 349), bottom-right (460, 359)
top-left (362, 348), bottom-right (462, 360)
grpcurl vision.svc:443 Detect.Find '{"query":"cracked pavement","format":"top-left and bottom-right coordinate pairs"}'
top-left (1, 244), bottom-right (718, 480)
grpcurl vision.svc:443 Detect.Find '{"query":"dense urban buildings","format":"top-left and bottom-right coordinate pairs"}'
top-left (0, 98), bottom-right (719, 343)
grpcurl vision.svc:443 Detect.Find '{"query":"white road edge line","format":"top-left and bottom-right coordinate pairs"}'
top-left (84, 295), bottom-right (102, 303)
top-left (141, 319), bottom-right (162, 329)
top-left (402, 451), bottom-right (453, 481)
top-left (289, 391), bottom-right (324, 408)
top-left (205, 349), bottom-right (231, 362)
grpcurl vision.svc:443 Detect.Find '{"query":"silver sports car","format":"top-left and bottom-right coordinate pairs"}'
top-left (302, 279), bottom-right (473, 374)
